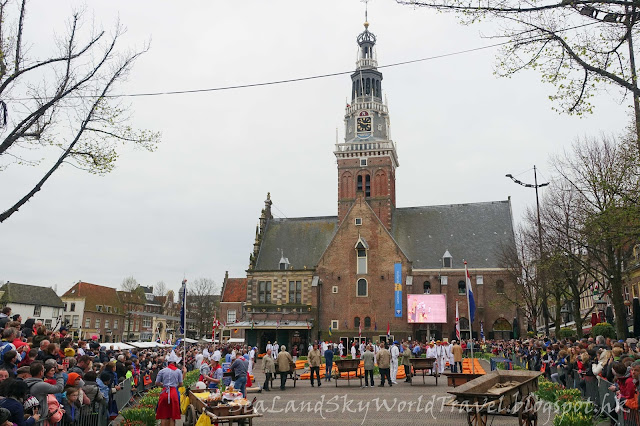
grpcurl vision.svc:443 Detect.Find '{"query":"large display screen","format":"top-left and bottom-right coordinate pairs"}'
top-left (407, 294), bottom-right (447, 323)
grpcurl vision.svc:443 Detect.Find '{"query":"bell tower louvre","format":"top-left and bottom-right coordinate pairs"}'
top-left (335, 20), bottom-right (398, 231)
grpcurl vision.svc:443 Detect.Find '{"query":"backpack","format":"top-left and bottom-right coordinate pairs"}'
top-left (46, 394), bottom-right (65, 423)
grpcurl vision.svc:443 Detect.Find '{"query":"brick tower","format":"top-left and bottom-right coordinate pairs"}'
top-left (335, 20), bottom-right (398, 231)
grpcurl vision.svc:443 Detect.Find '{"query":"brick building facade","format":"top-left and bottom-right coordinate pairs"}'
top-left (240, 21), bottom-right (518, 352)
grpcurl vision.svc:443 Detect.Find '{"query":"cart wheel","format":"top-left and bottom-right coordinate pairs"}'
top-left (518, 395), bottom-right (538, 426)
top-left (184, 405), bottom-right (196, 426)
top-left (467, 411), bottom-right (488, 426)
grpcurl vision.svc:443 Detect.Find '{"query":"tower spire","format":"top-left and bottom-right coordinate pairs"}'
top-left (362, 0), bottom-right (369, 23)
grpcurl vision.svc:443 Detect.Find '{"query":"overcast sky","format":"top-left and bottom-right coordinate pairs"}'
top-left (0, 0), bottom-right (631, 296)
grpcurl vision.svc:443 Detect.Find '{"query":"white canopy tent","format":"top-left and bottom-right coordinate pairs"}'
top-left (127, 341), bottom-right (171, 349)
top-left (100, 342), bottom-right (135, 350)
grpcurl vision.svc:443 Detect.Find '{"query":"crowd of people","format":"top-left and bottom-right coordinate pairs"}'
top-left (0, 305), bottom-right (174, 425)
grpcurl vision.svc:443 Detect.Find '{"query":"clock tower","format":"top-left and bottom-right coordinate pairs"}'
top-left (335, 20), bottom-right (398, 230)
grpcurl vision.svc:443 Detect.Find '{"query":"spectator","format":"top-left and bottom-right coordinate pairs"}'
top-left (18, 349), bottom-right (37, 368)
top-left (1, 352), bottom-right (18, 378)
top-left (31, 327), bottom-right (47, 349)
top-left (0, 407), bottom-right (12, 426)
top-left (0, 308), bottom-right (11, 329)
top-left (24, 362), bottom-right (64, 409)
top-left (20, 319), bottom-right (35, 339)
top-left (96, 372), bottom-right (111, 400)
top-left (0, 369), bottom-right (8, 385)
top-left (62, 386), bottom-right (81, 425)
top-left (0, 379), bottom-right (39, 426)
top-left (69, 355), bottom-right (91, 378)
top-left (82, 371), bottom-right (106, 406)
top-left (15, 367), bottom-right (30, 380)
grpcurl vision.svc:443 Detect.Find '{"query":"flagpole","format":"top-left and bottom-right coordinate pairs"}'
top-left (464, 261), bottom-right (475, 374)
top-left (183, 280), bottom-right (187, 366)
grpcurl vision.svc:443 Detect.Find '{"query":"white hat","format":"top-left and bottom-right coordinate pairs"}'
top-left (194, 381), bottom-right (206, 390)
top-left (211, 353), bottom-right (221, 362)
top-left (166, 350), bottom-right (182, 364)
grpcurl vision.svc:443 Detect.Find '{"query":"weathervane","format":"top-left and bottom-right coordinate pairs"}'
top-left (362, 0), bottom-right (370, 22)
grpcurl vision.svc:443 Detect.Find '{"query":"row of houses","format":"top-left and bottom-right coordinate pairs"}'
top-left (0, 281), bottom-right (219, 343)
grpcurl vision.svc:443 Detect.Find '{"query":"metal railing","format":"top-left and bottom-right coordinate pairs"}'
top-left (34, 403), bottom-right (108, 426)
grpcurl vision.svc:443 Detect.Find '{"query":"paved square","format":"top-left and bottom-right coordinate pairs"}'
top-left (242, 361), bottom-right (557, 425)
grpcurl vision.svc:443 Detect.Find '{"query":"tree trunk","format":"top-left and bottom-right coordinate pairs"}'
top-left (573, 294), bottom-right (583, 338)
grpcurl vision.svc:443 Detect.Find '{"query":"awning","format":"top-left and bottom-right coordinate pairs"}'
top-left (184, 338), bottom-right (198, 343)
top-left (100, 343), bottom-right (134, 350)
top-left (227, 338), bottom-right (245, 343)
top-left (230, 320), bottom-right (312, 330)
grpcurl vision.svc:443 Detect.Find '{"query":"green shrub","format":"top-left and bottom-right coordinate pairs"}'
top-left (298, 356), bottom-right (308, 360)
top-left (136, 394), bottom-right (159, 409)
top-left (536, 378), bottom-right (563, 402)
top-left (589, 323), bottom-right (616, 339)
top-left (527, 331), bottom-right (536, 338)
top-left (557, 328), bottom-right (575, 339)
top-left (183, 369), bottom-right (200, 388)
top-left (553, 401), bottom-right (595, 426)
top-left (122, 407), bottom-right (156, 426)
top-left (553, 412), bottom-right (593, 426)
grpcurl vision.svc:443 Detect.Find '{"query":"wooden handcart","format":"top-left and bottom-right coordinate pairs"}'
top-left (272, 361), bottom-right (298, 388)
top-left (443, 372), bottom-right (485, 387)
top-left (333, 359), bottom-right (362, 387)
top-left (184, 388), bottom-right (263, 426)
top-left (445, 370), bottom-right (543, 426)
top-left (409, 357), bottom-right (438, 385)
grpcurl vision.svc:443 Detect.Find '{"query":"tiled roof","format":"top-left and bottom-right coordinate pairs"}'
top-left (254, 216), bottom-right (338, 270)
top-left (251, 200), bottom-right (515, 271)
top-left (391, 200), bottom-right (515, 269)
top-left (0, 283), bottom-right (64, 308)
top-left (116, 290), bottom-right (146, 305)
top-left (62, 282), bottom-right (124, 314)
top-left (221, 278), bottom-right (247, 303)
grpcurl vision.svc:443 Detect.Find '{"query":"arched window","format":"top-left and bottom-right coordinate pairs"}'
top-left (423, 281), bottom-right (431, 294)
top-left (357, 175), bottom-right (363, 192)
top-left (364, 316), bottom-right (371, 329)
top-left (357, 278), bottom-right (368, 297)
top-left (496, 280), bottom-right (505, 294)
top-left (356, 238), bottom-right (368, 275)
top-left (365, 174), bottom-right (371, 197)
top-left (458, 281), bottom-right (466, 295)
top-left (354, 316), bottom-right (361, 328)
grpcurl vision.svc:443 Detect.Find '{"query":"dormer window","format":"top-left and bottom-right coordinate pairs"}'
top-left (443, 250), bottom-right (452, 268)
top-left (355, 237), bottom-right (369, 275)
top-left (279, 253), bottom-right (290, 270)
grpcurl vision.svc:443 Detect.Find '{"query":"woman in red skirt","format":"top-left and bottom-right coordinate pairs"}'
top-left (156, 351), bottom-right (184, 426)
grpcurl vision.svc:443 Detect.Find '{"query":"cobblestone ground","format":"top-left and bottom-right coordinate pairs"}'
top-left (228, 360), bottom-right (559, 425)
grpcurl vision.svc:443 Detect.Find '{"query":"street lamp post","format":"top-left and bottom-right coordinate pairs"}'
top-left (506, 165), bottom-right (550, 336)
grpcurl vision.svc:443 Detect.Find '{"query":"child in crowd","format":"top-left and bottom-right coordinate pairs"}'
top-left (62, 387), bottom-right (81, 425)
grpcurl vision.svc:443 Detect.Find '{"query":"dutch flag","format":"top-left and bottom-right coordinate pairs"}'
top-left (464, 261), bottom-right (476, 323)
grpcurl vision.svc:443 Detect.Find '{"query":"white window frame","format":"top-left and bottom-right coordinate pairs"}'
top-left (114, 320), bottom-right (119, 330)
top-left (96, 305), bottom-right (103, 312)
top-left (477, 275), bottom-right (484, 285)
top-left (227, 310), bottom-right (236, 323)
top-left (332, 286), bottom-right (338, 294)
top-left (105, 319), bottom-right (110, 329)
top-left (72, 315), bottom-right (79, 328)
top-left (355, 218), bottom-right (362, 226)
top-left (85, 318), bottom-right (91, 328)
top-left (331, 320), bottom-right (339, 330)
top-left (440, 276), bottom-right (448, 285)
top-left (356, 278), bottom-right (368, 297)
top-left (95, 318), bottom-right (101, 329)
top-left (33, 305), bottom-right (41, 316)
top-left (70, 303), bottom-right (75, 312)
top-left (360, 158), bottom-right (367, 167)
top-left (356, 248), bottom-right (367, 275)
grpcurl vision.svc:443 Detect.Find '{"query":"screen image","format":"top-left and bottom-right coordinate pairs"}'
top-left (407, 294), bottom-right (447, 323)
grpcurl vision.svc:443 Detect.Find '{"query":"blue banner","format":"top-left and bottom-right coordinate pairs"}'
top-left (394, 263), bottom-right (402, 318)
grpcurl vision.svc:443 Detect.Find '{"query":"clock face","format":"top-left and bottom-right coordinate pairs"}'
top-left (356, 111), bottom-right (373, 139)
top-left (357, 116), bottom-right (371, 132)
